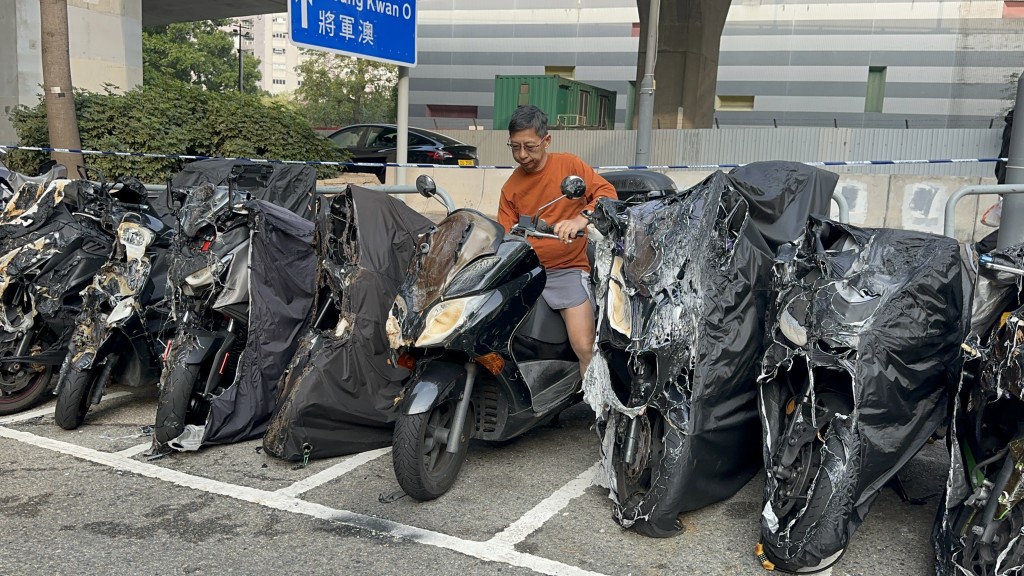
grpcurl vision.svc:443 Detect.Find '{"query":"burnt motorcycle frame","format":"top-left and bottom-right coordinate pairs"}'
top-left (388, 175), bottom-right (587, 501)
top-left (53, 208), bottom-right (174, 429)
top-left (152, 178), bottom-right (255, 450)
top-left (936, 251), bottom-right (1024, 576)
top-left (0, 176), bottom-right (153, 415)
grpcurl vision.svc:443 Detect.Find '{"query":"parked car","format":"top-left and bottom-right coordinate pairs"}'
top-left (326, 124), bottom-right (478, 183)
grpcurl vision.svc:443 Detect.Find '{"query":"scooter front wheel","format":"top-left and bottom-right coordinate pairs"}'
top-left (153, 363), bottom-right (201, 446)
top-left (392, 399), bottom-right (473, 501)
top-left (54, 367), bottom-right (103, 430)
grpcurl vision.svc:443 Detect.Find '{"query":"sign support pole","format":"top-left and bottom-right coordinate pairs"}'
top-left (397, 66), bottom-right (409, 186)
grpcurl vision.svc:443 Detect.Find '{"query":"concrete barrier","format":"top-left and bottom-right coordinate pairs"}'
top-left (385, 167), bottom-right (1000, 242)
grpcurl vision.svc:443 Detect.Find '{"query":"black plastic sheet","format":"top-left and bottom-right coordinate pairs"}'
top-left (584, 161), bottom-right (836, 537)
top-left (759, 217), bottom-right (967, 570)
top-left (201, 200), bottom-right (316, 445)
top-left (263, 185), bottom-right (432, 461)
top-left (171, 159), bottom-right (316, 218)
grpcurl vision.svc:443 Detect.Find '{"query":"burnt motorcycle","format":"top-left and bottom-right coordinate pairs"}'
top-left (0, 176), bottom-right (152, 416)
top-left (53, 205), bottom-right (174, 429)
top-left (584, 161), bottom-right (837, 538)
top-left (386, 174), bottom-right (589, 501)
top-left (0, 151), bottom-right (67, 204)
top-left (756, 218), bottom-right (967, 573)
top-left (152, 172), bottom-right (315, 452)
top-left (935, 247), bottom-right (1024, 576)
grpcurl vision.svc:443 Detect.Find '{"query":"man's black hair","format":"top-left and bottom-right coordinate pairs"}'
top-left (508, 105), bottom-right (549, 138)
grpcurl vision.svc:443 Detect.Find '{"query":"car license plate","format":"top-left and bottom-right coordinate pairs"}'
top-left (458, 159), bottom-right (475, 166)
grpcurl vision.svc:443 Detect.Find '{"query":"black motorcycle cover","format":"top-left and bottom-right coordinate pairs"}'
top-left (171, 159), bottom-right (316, 218)
top-left (759, 217), bottom-right (967, 569)
top-left (201, 200), bottom-right (317, 445)
top-left (585, 161), bottom-right (837, 537)
top-left (263, 185), bottom-right (432, 461)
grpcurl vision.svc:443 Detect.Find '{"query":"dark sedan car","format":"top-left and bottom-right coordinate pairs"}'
top-left (326, 124), bottom-right (478, 183)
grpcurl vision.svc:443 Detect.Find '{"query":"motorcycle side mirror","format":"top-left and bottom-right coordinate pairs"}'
top-left (560, 175), bottom-right (586, 200)
top-left (416, 174), bottom-right (437, 198)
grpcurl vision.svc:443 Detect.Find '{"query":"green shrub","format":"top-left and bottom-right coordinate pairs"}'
top-left (8, 81), bottom-right (345, 183)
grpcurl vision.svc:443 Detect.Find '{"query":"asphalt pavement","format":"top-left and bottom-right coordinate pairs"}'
top-left (0, 384), bottom-right (948, 576)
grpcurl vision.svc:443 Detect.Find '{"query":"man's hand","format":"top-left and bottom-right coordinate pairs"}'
top-left (553, 215), bottom-right (588, 244)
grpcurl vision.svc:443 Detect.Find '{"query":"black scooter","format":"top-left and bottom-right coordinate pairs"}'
top-left (53, 205), bottom-right (174, 429)
top-left (152, 179), bottom-right (254, 450)
top-left (0, 174), bottom-right (153, 416)
top-left (387, 174), bottom-right (587, 501)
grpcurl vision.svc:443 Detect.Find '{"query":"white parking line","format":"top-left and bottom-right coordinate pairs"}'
top-left (0, 425), bottom-right (607, 576)
top-left (275, 447), bottom-right (392, 497)
top-left (0, 390), bottom-right (132, 426)
top-left (489, 462), bottom-right (600, 548)
top-left (116, 442), bottom-right (153, 457)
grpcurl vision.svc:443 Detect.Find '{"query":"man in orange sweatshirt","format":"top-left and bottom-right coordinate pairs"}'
top-left (497, 105), bottom-right (617, 377)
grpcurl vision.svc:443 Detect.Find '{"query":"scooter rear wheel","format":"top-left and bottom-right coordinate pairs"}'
top-left (392, 399), bottom-right (473, 501)
top-left (0, 336), bottom-right (54, 416)
top-left (54, 367), bottom-right (103, 430)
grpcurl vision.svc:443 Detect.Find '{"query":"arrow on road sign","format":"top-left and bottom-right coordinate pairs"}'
top-left (295, 0), bottom-right (313, 28)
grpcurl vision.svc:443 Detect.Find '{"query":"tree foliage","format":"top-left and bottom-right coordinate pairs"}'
top-left (8, 82), bottom-right (343, 182)
top-left (294, 51), bottom-right (397, 128)
top-left (143, 20), bottom-right (262, 93)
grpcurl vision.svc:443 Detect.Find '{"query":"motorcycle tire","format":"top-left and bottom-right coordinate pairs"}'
top-left (0, 336), bottom-right (54, 416)
top-left (763, 413), bottom-right (861, 573)
top-left (611, 410), bottom-right (681, 538)
top-left (944, 495), bottom-right (1024, 575)
top-left (153, 363), bottom-right (201, 446)
top-left (392, 399), bottom-right (473, 501)
top-left (54, 367), bottom-right (102, 430)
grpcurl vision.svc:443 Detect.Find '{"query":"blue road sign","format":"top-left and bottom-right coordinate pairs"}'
top-left (289, 0), bottom-right (417, 67)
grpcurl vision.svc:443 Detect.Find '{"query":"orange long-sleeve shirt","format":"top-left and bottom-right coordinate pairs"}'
top-left (497, 153), bottom-right (617, 272)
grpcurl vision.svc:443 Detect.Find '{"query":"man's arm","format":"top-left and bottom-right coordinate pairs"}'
top-left (497, 185), bottom-right (517, 232)
top-left (552, 156), bottom-right (617, 242)
top-left (580, 162), bottom-right (618, 213)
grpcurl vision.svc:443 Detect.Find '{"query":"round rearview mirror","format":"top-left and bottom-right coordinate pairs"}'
top-left (560, 175), bottom-right (586, 200)
top-left (416, 174), bottom-right (437, 198)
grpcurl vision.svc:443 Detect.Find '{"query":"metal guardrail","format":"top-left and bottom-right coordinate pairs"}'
top-left (943, 184), bottom-right (1024, 238)
top-left (142, 183), bottom-right (457, 214)
top-left (832, 191), bottom-right (850, 224)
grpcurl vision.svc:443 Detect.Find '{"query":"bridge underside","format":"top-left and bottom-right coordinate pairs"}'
top-left (142, 0), bottom-right (287, 26)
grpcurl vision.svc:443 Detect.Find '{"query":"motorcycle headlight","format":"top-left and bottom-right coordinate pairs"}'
top-left (779, 294), bottom-right (809, 348)
top-left (415, 293), bottom-right (490, 348)
top-left (118, 221), bottom-right (155, 261)
top-left (607, 256), bottom-right (632, 337)
top-left (185, 266), bottom-right (214, 288)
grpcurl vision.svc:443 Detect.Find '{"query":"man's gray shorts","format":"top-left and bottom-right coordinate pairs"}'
top-left (542, 269), bottom-right (593, 310)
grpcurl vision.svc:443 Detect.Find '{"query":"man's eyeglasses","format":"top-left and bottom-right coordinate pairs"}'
top-left (507, 141), bottom-right (545, 153)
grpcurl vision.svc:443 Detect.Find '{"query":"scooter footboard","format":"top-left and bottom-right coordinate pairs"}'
top-left (400, 361), bottom-right (466, 416)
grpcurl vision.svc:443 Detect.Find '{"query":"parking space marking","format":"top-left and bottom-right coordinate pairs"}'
top-left (0, 391), bottom-right (132, 426)
top-left (0, 425), bottom-right (607, 576)
top-left (116, 442), bottom-right (153, 457)
top-left (275, 447), bottom-right (392, 497)
top-left (489, 462), bottom-right (601, 547)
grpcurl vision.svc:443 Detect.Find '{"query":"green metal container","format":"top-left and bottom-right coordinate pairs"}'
top-left (493, 75), bottom-right (616, 131)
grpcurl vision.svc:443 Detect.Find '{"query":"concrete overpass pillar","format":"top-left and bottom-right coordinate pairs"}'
top-left (635, 0), bottom-right (730, 130)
